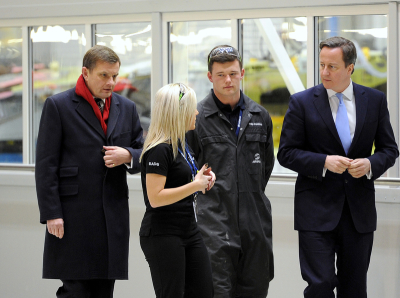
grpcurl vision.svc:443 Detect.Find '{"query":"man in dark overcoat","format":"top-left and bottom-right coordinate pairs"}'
top-left (35, 45), bottom-right (143, 297)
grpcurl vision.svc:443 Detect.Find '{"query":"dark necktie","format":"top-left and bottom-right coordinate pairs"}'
top-left (335, 93), bottom-right (351, 155)
top-left (94, 98), bottom-right (104, 115)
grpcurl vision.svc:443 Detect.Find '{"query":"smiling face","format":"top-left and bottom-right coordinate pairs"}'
top-left (207, 60), bottom-right (244, 107)
top-left (82, 60), bottom-right (120, 99)
top-left (319, 46), bottom-right (353, 93)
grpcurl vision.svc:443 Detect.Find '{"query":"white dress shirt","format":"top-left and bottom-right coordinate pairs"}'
top-left (327, 80), bottom-right (356, 140)
top-left (322, 80), bottom-right (372, 178)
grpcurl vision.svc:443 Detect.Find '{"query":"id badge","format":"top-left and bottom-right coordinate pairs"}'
top-left (193, 193), bottom-right (198, 222)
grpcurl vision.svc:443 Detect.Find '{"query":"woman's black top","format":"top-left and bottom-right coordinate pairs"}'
top-left (139, 143), bottom-right (198, 237)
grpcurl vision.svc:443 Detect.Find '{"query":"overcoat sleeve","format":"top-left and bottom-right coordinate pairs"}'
top-left (35, 97), bottom-right (63, 224)
top-left (122, 102), bottom-right (143, 174)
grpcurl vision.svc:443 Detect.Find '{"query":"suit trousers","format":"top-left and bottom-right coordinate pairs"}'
top-left (56, 279), bottom-right (115, 298)
top-left (140, 230), bottom-right (213, 298)
top-left (299, 199), bottom-right (374, 298)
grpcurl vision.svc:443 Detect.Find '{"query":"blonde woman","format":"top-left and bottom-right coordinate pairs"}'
top-left (139, 83), bottom-right (215, 298)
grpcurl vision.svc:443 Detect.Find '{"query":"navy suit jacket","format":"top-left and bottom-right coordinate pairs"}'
top-left (277, 83), bottom-right (398, 233)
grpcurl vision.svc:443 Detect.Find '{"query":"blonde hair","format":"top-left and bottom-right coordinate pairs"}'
top-left (139, 83), bottom-right (197, 162)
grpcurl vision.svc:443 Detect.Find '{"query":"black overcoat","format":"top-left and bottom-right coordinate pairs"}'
top-left (35, 87), bottom-right (143, 280)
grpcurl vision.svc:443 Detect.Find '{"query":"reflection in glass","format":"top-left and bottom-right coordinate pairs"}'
top-left (170, 20), bottom-right (232, 101)
top-left (318, 15), bottom-right (387, 94)
top-left (95, 22), bottom-right (151, 135)
top-left (242, 18), bottom-right (307, 173)
top-left (31, 25), bottom-right (86, 161)
top-left (0, 27), bottom-right (23, 163)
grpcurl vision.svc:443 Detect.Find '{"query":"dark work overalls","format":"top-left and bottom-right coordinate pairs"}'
top-left (187, 90), bottom-right (274, 298)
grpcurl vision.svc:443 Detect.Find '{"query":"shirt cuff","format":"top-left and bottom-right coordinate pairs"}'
top-left (322, 167), bottom-right (327, 177)
top-left (366, 166), bottom-right (373, 180)
top-left (125, 157), bottom-right (134, 169)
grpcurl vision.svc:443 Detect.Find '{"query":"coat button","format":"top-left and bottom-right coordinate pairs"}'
top-left (345, 179), bottom-right (348, 184)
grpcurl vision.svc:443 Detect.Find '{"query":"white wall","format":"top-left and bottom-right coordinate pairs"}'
top-left (1, 171), bottom-right (400, 297)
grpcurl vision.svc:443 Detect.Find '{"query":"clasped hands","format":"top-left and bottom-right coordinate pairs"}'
top-left (325, 155), bottom-right (370, 178)
top-left (195, 164), bottom-right (216, 194)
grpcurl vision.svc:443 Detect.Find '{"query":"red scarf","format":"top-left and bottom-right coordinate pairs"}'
top-left (75, 75), bottom-right (111, 135)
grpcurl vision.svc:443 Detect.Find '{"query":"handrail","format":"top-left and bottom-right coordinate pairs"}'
top-left (0, 164), bottom-right (35, 171)
top-left (269, 173), bottom-right (400, 186)
top-left (1, 165), bottom-right (400, 186)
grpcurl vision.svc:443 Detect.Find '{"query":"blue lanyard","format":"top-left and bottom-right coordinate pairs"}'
top-left (177, 143), bottom-right (198, 181)
top-left (235, 109), bottom-right (243, 137)
top-left (178, 143), bottom-right (199, 221)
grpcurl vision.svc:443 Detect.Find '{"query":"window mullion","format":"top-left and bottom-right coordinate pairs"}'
top-left (307, 15), bottom-right (318, 89)
top-left (387, 2), bottom-right (399, 177)
top-left (22, 26), bottom-right (32, 164)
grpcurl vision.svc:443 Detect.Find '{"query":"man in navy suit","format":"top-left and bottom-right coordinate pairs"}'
top-left (277, 36), bottom-right (398, 297)
top-left (35, 45), bottom-right (143, 298)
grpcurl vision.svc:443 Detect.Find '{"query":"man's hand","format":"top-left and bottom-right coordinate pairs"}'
top-left (47, 218), bottom-right (64, 239)
top-left (103, 146), bottom-right (132, 168)
top-left (325, 155), bottom-right (353, 174)
top-left (348, 158), bottom-right (371, 178)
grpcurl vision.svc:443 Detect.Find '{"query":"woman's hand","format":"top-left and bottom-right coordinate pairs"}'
top-left (203, 167), bottom-right (216, 191)
top-left (194, 164), bottom-right (212, 194)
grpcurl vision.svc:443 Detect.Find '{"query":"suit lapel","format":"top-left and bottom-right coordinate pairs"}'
top-left (313, 85), bottom-right (342, 146)
top-left (348, 83), bottom-right (368, 154)
top-left (74, 95), bottom-right (106, 139)
top-left (106, 94), bottom-right (120, 141)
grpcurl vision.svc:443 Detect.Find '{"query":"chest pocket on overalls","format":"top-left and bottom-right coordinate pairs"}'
top-left (244, 133), bottom-right (268, 175)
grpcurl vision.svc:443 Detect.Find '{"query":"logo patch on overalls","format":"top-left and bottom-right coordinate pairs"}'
top-left (252, 153), bottom-right (261, 163)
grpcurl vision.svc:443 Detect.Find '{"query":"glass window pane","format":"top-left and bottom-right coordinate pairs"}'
top-left (170, 20), bottom-right (232, 101)
top-left (242, 18), bottom-right (307, 174)
top-left (31, 25), bottom-right (86, 161)
top-left (95, 22), bottom-right (151, 135)
top-left (0, 27), bottom-right (23, 163)
top-left (318, 15), bottom-right (387, 94)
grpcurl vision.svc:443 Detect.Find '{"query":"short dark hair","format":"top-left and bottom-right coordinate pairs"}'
top-left (82, 45), bottom-right (121, 70)
top-left (320, 36), bottom-right (357, 74)
top-left (207, 45), bottom-right (243, 72)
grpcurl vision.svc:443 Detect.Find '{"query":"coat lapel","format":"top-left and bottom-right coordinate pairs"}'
top-left (106, 94), bottom-right (120, 141)
top-left (74, 95), bottom-right (106, 139)
top-left (313, 85), bottom-right (342, 146)
top-left (348, 83), bottom-right (368, 154)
